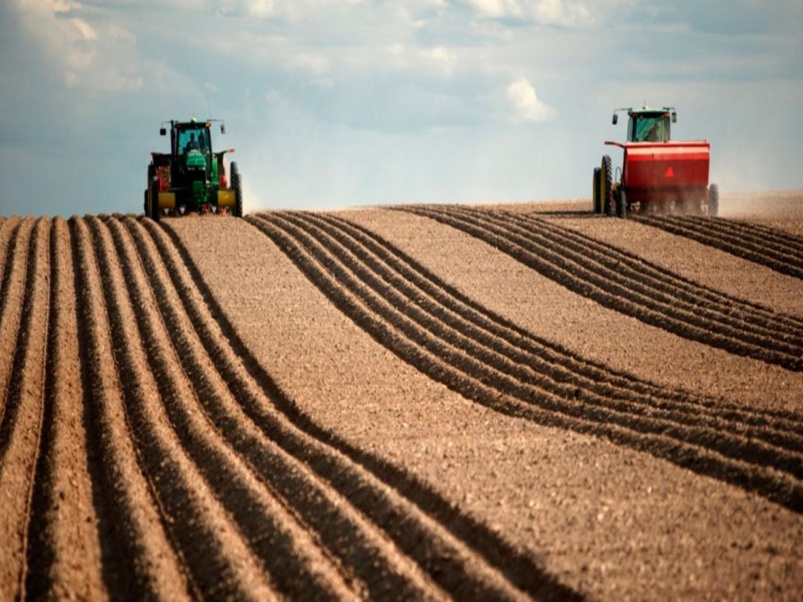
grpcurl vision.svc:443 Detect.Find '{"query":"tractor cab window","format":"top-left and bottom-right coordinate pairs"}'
top-left (178, 128), bottom-right (208, 155)
top-left (630, 115), bottom-right (669, 142)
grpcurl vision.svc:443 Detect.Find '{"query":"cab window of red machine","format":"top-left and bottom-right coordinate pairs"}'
top-left (635, 117), bottom-right (651, 141)
top-left (636, 117), bottom-right (665, 142)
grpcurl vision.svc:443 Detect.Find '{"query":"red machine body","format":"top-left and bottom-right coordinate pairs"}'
top-left (607, 139), bottom-right (710, 207)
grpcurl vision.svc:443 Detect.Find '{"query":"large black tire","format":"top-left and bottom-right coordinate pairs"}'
top-left (601, 155), bottom-right (613, 216)
top-left (231, 161), bottom-right (243, 218)
top-left (616, 188), bottom-right (628, 218)
top-left (148, 165), bottom-right (160, 222)
top-left (149, 186), bottom-right (160, 222)
top-left (145, 164), bottom-right (155, 218)
top-left (708, 183), bottom-right (719, 217)
top-left (592, 167), bottom-right (601, 214)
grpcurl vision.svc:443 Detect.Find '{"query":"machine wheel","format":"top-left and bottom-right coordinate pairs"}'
top-left (616, 188), bottom-right (628, 218)
top-left (231, 161), bottom-right (243, 218)
top-left (601, 155), bottom-right (613, 216)
top-left (708, 183), bottom-right (719, 217)
top-left (145, 164), bottom-right (155, 218)
top-left (149, 187), bottom-right (160, 222)
top-left (148, 165), bottom-right (161, 222)
top-left (592, 167), bottom-right (601, 214)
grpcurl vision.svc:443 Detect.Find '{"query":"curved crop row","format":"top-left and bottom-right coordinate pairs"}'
top-left (247, 211), bottom-right (803, 513)
top-left (3, 214), bottom-right (582, 599)
top-left (24, 218), bottom-right (107, 600)
top-left (0, 218), bottom-right (50, 602)
top-left (638, 215), bottom-right (803, 279)
top-left (138, 215), bottom-right (579, 601)
top-left (399, 206), bottom-right (803, 371)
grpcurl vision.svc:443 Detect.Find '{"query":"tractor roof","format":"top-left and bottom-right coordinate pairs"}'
top-left (630, 106), bottom-right (673, 117)
top-left (174, 119), bottom-right (210, 128)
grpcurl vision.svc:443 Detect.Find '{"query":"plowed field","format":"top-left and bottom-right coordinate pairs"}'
top-left (1, 191), bottom-right (802, 600)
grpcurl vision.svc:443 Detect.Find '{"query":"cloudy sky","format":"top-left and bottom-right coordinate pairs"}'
top-left (1, 0), bottom-right (801, 216)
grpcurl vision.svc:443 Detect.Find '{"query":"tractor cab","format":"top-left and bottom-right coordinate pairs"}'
top-left (146, 117), bottom-right (241, 220)
top-left (175, 124), bottom-right (210, 154)
top-left (163, 120), bottom-right (215, 170)
top-left (612, 107), bottom-right (677, 143)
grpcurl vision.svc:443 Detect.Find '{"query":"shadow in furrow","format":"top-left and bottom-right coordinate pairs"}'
top-left (402, 206), bottom-right (802, 371)
top-left (0, 220), bottom-right (38, 463)
top-left (510, 211), bottom-right (803, 332)
top-left (248, 212), bottom-right (803, 514)
top-left (24, 218), bottom-right (60, 599)
top-left (70, 217), bottom-right (194, 601)
top-left (158, 218), bottom-right (585, 602)
top-left (309, 211), bottom-right (803, 431)
top-left (117, 216), bottom-right (438, 601)
top-left (285, 210), bottom-right (803, 457)
top-left (87, 216), bottom-right (279, 601)
top-left (637, 215), bottom-right (803, 280)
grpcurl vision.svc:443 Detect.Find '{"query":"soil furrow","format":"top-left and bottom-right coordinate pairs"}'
top-left (289, 211), bottom-right (803, 452)
top-left (85, 216), bottom-right (279, 601)
top-left (458, 207), bottom-right (803, 349)
top-left (313, 212), bottom-right (803, 427)
top-left (402, 206), bottom-right (803, 370)
top-left (161, 218), bottom-right (581, 601)
top-left (269, 211), bottom-right (803, 476)
top-left (639, 215), bottom-right (803, 279)
top-left (249, 213), bottom-right (803, 513)
top-left (689, 215), bottom-right (803, 249)
top-left (0, 218), bottom-right (50, 602)
top-left (24, 217), bottom-right (106, 601)
top-left (70, 217), bottom-right (193, 601)
top-left (103, 215), bottom-right (367, 600)
top-left (0, 219), bottom-right (32, 424)
top-left (692, 216), bottom-right (803, 258)
top-left (117, 215), bottom-right (447, 601)
top-left (0, 217), bottom-right (20, 302)
top-left (512, 211), bottom-right (803, 332)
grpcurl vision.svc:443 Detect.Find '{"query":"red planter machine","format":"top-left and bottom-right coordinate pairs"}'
top-left (593, 106), bottom-right (718, 217)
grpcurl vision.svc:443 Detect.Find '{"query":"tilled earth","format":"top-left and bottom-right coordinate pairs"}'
top-left (0, 191), bottom-right (801, 600)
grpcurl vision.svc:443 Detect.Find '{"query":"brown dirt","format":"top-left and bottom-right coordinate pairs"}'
top-left (1, 191), bottom-right (802, 600)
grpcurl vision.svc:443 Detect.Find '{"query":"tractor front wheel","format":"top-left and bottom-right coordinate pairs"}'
top-left (231, 161), bottom-right (243, 218)
top-left (708, 183), bottom-right (719, 217)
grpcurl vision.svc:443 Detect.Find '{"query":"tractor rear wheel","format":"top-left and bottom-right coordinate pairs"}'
top-left (592, 167), bottom-right (601, 214)
top-left (231, 161), bottom-right (243, 218)
top-left (145, 165), bottom-right (154, 218)
top-left (148, 165), bottom-right (162, 222)
top-left (708, 183), bottom-right (719, 217)
top-left (601, 155), bottom-right (613, 216)
top-left (616, 188), bottom-right (628, 218)
top-left (149, 188), bottom-right (160, 222)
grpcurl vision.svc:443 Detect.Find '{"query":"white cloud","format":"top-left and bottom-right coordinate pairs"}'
top-left (466, 0), bottom-right (523, 18)
top-left (464, 0), bottom-right (637, 27)
top-left (213, 0), bottom-right (366, 19)
top-left (10, 0), bottom-right (145, 93)
top-left (506, 77), bottom-right (552, 121)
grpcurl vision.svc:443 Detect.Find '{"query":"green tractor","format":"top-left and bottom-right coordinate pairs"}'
top-left (145, 118), bottom-right (242, 221)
